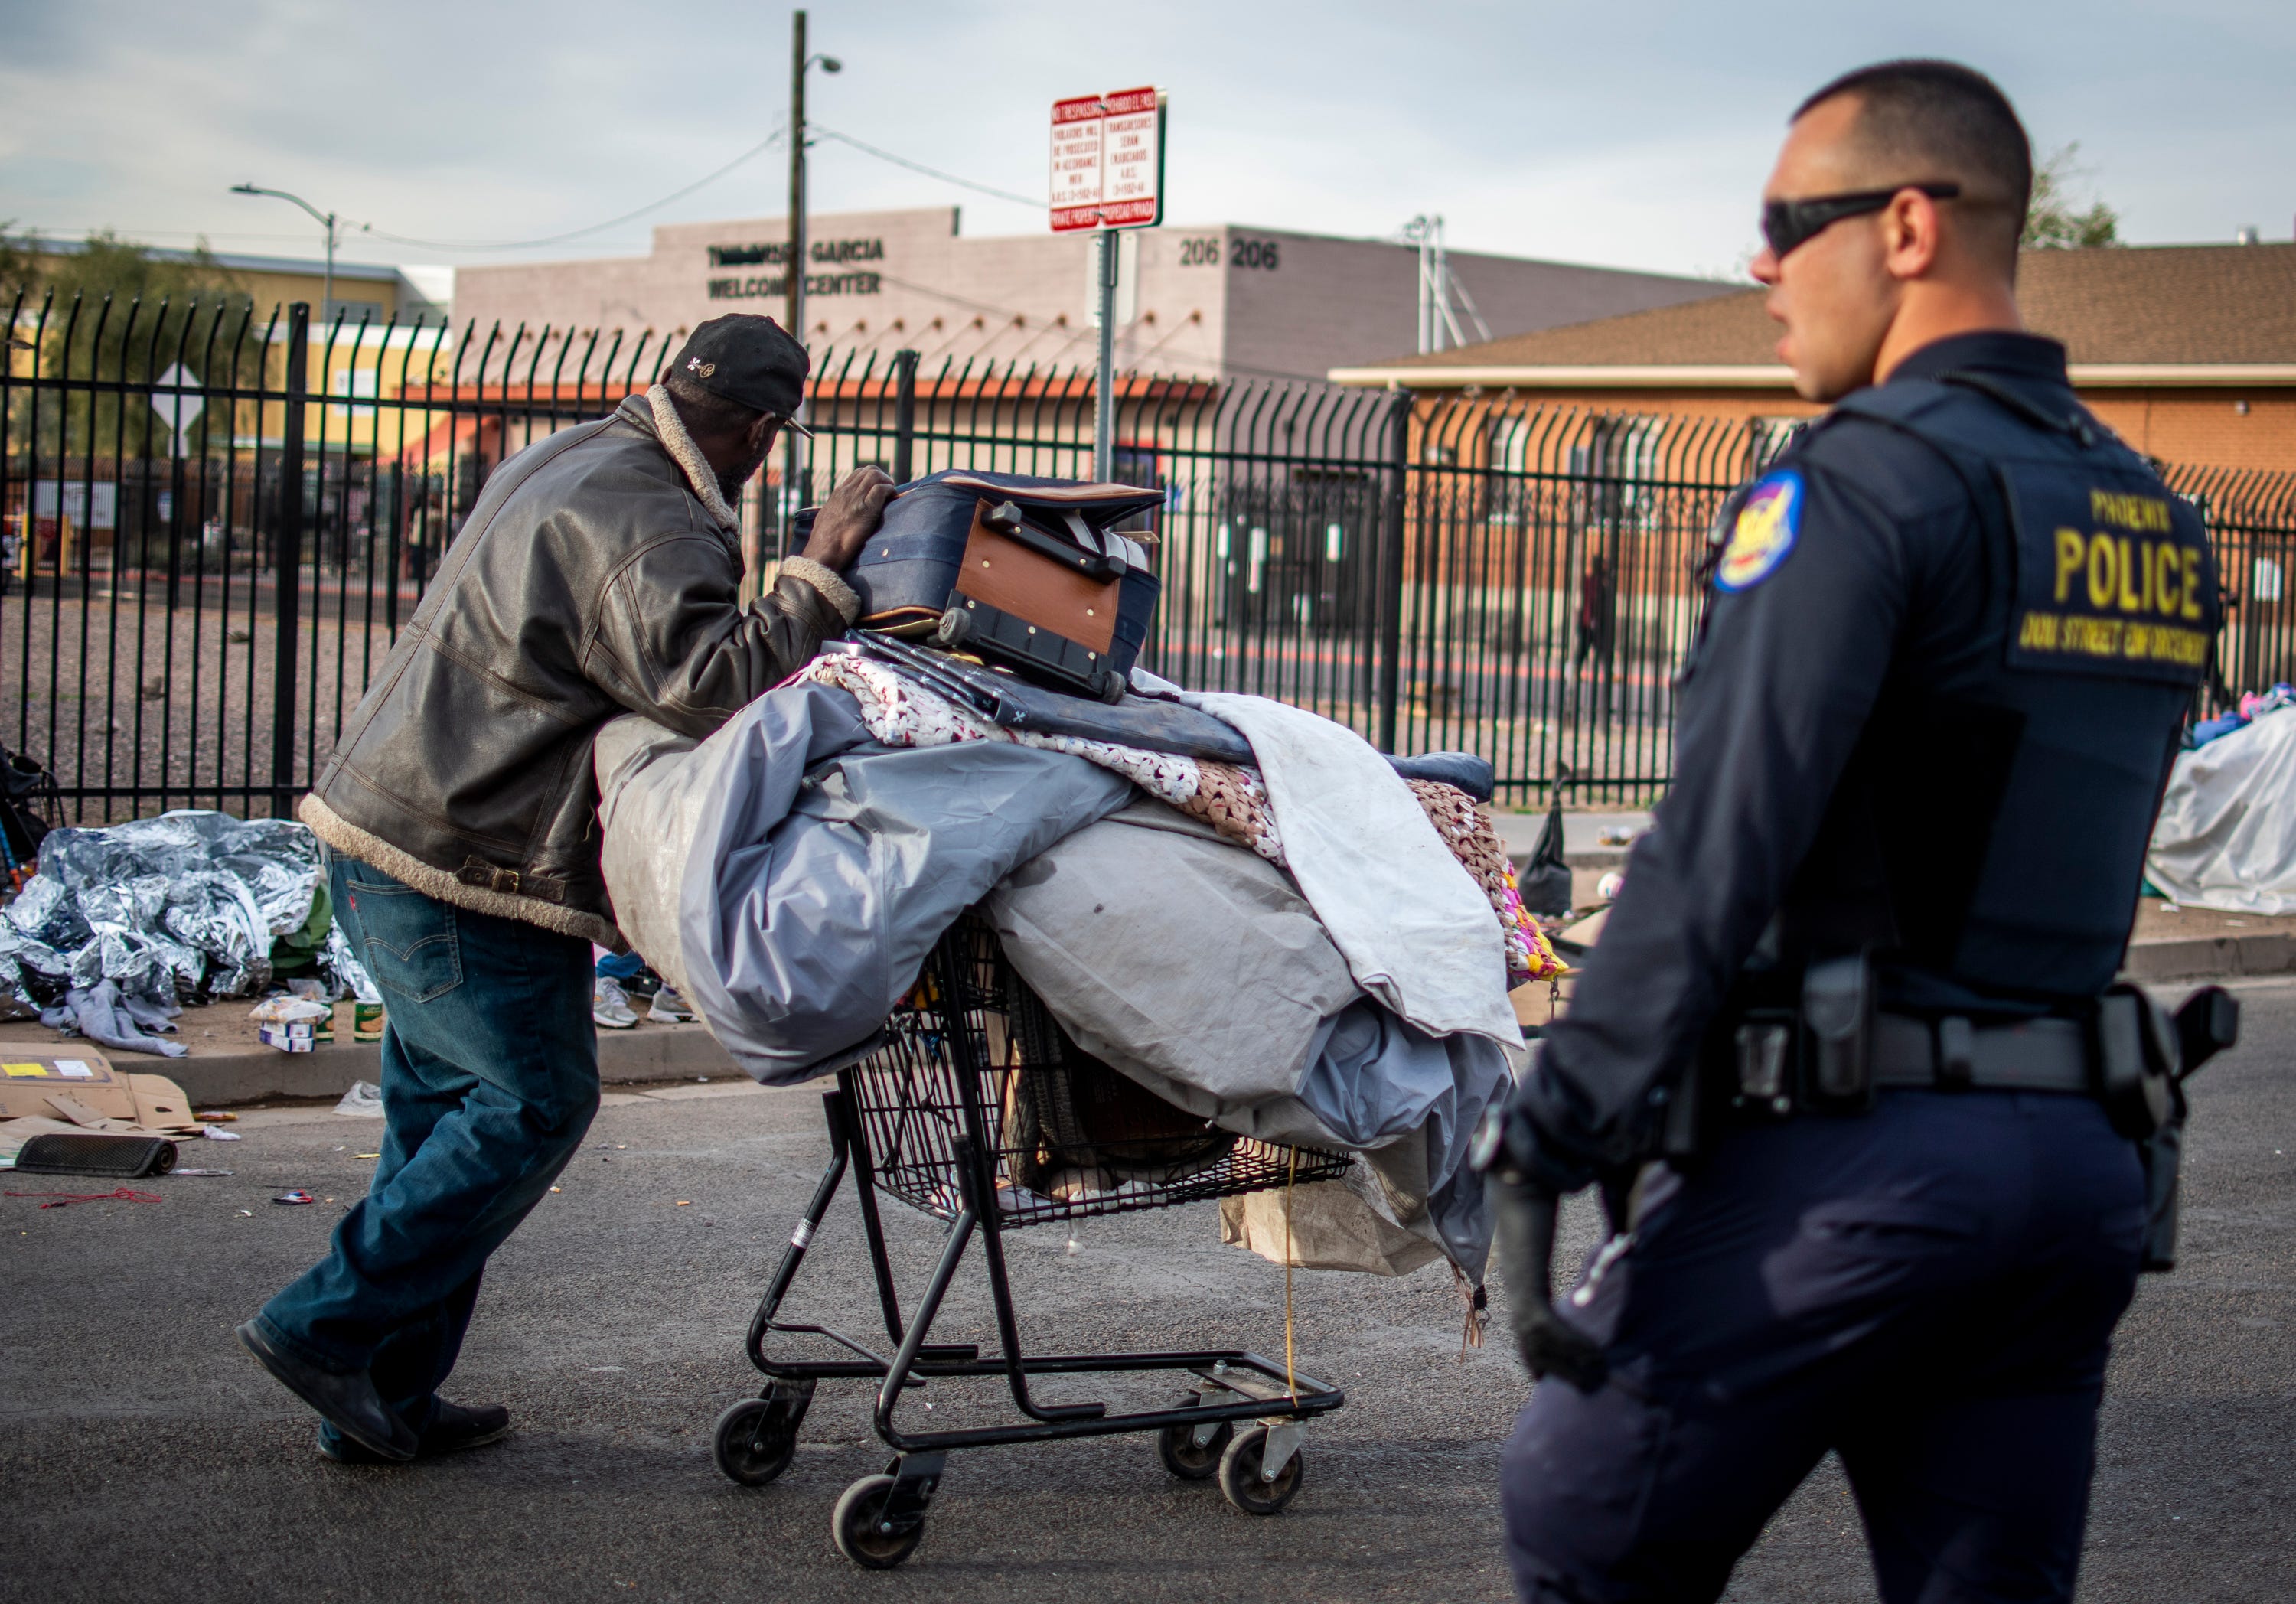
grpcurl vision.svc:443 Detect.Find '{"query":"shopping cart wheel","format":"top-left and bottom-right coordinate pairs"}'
top-left (713, 1389), bottom-right (804, 1487)
top-left (832, 1474), bottom-right (925, 1570)
top-left (1156, 1399), bottom-right (1234, 1480)
top-left (1217, 1425), bottom-right (1304, 1516)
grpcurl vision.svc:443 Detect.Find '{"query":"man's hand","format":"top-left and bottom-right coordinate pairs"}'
top-left (801, 465), bottom-right (896, 572)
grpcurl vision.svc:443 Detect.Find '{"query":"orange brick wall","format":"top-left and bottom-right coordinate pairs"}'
top-left (2082, 390), bottom-right (2296, 476)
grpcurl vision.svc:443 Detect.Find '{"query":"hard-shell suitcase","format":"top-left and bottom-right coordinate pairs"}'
top-left (802, 470), bottom-right (1163, 702)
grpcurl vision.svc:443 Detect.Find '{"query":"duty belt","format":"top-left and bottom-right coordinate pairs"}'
top-left (1872, 1013), bottom-right (2091, 1093)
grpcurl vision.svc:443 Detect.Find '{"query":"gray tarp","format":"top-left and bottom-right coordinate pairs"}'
top-left (596, 685), bottom-right (1133, 1084)
top-left (986, 799), bottom-right (1505, 1276)
top-left (2147, 709), bottom-right (2296, 913)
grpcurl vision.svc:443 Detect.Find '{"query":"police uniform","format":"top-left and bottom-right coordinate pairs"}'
top-left (1495, 331), bottom-right (2220, 1602)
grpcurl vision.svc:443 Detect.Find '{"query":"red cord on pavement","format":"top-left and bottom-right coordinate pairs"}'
top-left (5, 1188), bottom-right (164, 1210)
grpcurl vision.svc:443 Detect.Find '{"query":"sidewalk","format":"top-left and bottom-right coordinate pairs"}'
top-left (0, 1000), bottom-right (739, 1105)
top-left (1492, 810), bottom-right (2296, 986)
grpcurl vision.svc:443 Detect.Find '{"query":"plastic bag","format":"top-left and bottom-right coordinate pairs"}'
top-left (1518, 791), bottom-right (1573, 917)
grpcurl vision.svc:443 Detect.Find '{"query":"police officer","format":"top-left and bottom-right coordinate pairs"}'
top-left (1479, 60), bottom-right (2227, 1602)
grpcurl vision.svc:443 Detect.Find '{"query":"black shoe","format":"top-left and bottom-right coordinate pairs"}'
top-left (236, 1319), bottom-right (418, 1463)
top-left (318, 1400), bottom-right (512, 1465)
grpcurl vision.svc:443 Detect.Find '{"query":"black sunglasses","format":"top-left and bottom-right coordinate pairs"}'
top-left (1760, 183), bottom-right (1961, 259)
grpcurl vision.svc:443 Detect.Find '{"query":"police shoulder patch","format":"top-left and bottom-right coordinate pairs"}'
top-left (1715, 469), bottom-right (1803, 592)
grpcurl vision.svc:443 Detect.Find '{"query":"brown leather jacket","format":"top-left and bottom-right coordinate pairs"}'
top-left (301, 389), bottom-right (856, 947)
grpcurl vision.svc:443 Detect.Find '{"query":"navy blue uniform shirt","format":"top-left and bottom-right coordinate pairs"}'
top-left (1518, 331), bottom-right (2214, 1188)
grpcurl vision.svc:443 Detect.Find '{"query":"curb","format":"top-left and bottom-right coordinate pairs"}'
top-left (2124, 933), bottom-right (2296, 983)
top-left (0, 1021), bottom-right (742, 1106)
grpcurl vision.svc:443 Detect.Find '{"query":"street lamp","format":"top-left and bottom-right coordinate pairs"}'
top-left (230, 184), bottom-right (339, 321)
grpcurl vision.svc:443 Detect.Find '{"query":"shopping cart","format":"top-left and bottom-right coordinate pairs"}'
top-left (715, 913), bottom-right (1355, 1569)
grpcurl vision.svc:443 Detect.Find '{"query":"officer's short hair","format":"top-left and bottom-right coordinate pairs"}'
top-left (1795, 60), bottom-right (2031, 272)
top-left (663, 370), bottom-right (766, 437)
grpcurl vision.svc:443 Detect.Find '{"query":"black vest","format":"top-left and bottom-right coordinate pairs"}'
top-left (1758, 373), bottom-right (2220, 1011)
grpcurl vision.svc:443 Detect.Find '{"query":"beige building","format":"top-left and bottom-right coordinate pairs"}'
top-left (451, 207), bottom-right (1734, 384)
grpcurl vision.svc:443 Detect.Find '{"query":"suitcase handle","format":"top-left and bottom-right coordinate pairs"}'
top-left (982, 500), bottom-right (1128, 579)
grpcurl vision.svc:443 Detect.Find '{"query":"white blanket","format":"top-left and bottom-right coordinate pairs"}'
top-left (1146, 679), bottom-right (1521, 1048)
top-left (2148, 709), bottom-right (2296, 914)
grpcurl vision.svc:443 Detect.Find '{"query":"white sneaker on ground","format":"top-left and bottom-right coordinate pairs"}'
top-left (648, 986), bottom-right (696, 1024)
top-left (592, 976), bottom-right (639, 1029)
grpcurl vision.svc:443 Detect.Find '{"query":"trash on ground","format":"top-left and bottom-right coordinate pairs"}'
top-left (354, 1152), bottom-right (380, 1159)
top-left (272, 1189), bottom-right (315, 1205)
top-left (196, 1110), bottom-right (237, 1122)
top-left (5, 1185), bottom-right (163, 1209)
top-left (252, 994), bottom-right (331, 1053)
top-left (0, 1054), bottom-right (201, 1133)
top-left (202, 1124), bottom-right (240, 1140)
top-left (41, 979), bottom-right (187, 1058)
top-left (5, 1125), bottom-right (177, 1177)
top-left (332, 1081), bottom-right (384, 1118)
top-left (172, 1167), bottom-right (233, 1176)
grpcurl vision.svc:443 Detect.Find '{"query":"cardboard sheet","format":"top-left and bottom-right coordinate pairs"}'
top-left (0, 1050), bottom-right (201, 1133)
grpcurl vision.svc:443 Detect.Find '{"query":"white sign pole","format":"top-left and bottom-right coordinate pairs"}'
top-left (1093, 231), bottom-right (1117, 482)
top-left (1050, 86), bottom-right (1163, 485)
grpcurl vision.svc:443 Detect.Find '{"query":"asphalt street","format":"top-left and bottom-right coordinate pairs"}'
top-left (6, 977), bottom-right (2294, 1602)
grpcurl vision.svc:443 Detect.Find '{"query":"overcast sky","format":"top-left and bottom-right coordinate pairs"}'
top-left (2, 0), bottom-right (2290, 284)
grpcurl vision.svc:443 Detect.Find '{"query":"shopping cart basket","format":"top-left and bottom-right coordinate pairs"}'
top-left (716, 913), bottom-right (1355, 1569)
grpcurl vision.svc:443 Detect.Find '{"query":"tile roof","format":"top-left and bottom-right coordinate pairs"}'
top-left (1355, 243), bottom-right (2296, 373)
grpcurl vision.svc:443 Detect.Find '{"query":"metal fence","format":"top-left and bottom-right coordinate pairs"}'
top-left (7, 292), bottom-right (2295, 827)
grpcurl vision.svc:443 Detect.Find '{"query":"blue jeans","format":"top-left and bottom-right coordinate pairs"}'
top-left (255, 854), bottom-right (598, 1434)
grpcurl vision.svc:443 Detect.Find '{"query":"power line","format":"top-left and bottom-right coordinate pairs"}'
top-left (809, 125), bottom-right (1039, 209)
top-left (355, 126), bottom-right (788, 253)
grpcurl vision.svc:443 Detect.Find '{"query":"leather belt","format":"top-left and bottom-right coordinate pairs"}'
top-left (1873, 1013), bottom-right (2092, 1093)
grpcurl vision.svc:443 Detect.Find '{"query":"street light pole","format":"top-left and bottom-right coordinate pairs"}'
top-left (230, 184), bottom-right (338, 319)
top-left (779, 14), bottom-right (843, 542)
top-left (787, 10), bottom-right (807, 351)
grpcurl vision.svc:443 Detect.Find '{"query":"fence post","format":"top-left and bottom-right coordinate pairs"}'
top-left (891, 347), bottom-right (919, 483)
top-left (271, 302), bottom-right (308, 820)
top-left (1375, 389), bottom-right (1411, 753)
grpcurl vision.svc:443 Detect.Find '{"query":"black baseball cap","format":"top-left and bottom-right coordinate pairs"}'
top-left (667, 314), bottom-right (814, 435)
